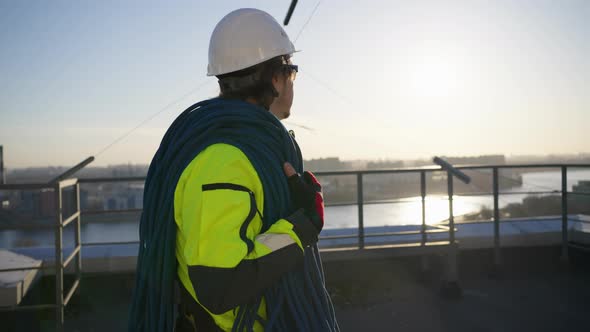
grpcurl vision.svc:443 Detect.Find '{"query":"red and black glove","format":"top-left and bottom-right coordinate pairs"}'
top-left (287, 171), bottom-right (324, 232)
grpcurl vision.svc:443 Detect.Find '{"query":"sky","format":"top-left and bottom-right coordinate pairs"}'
top-left (0, 0), bottom-right (589, 168)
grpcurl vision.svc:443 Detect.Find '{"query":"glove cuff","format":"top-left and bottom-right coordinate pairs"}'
top-left (286, 208), bottom-right (319, 248)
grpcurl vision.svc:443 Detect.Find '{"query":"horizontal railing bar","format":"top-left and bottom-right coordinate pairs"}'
top-left (319, 234), bottom-right (359, 240)
top-left (315, 164), bottom-right (590, 175)
top-left (79, 176), bottom-right (146, 183)
top-left (324, 201), bottom-right (362, 207)
top-left (353, 198), bottom-right (442, 205)
top-left (365, 239), bottom-right (452, 248)
top-left (416, 191), bottom-right (582, 198)
top-left (455, 164), bottom-right (590, 170)
top-left (63, 246), bottom-right (81, 268)
top-left (449, 216), bottom-right (585, 225)
top-left (81, 208), bottom-right (142, 216)
top-left (324, 196), bottom-right (488, 206)
top-left (359, 191), bottom-right (559, 200)
top-left (0, 304), bottom-right (57, 312)
top-left (0, 223), bottom-right (56, 230)
top-left (318, 167), bottom-right (441, 176)
top-left (364, 229), bottom-right (453, 237)
top-left (319, 240), bottom-right (455, 251)
top-left (319, 229), bottom-right (451, 240)
top-left (82, 240), bottom-right (140, 246)
top-left (0, 183), bottom-right (53, 190)
top-left (498, 191), bottom-right (560, 195)
top-left (58, 178), bottom-right (78, 189)
top-left (63, 278), bottom-right (81, 306)
top-left (440, 192), bottom-right (491, 197)
top-left (62, 211), bottom-right (80, 228)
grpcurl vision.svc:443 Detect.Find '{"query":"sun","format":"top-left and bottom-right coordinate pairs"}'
top-left (408, 55), bottom-right (460, 99)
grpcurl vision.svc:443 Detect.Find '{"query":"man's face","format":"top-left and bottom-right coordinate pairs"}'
top-left (269, 60), bottom-right (295, 120)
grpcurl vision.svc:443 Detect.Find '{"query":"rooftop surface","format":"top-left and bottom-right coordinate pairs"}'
top-left (2, 245), bottom-right (590, 332)
top-left (328, 246), bottom-right (590, 332)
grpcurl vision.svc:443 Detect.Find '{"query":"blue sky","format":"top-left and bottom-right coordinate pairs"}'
top-left (1, 0), bottom-right (589, 168)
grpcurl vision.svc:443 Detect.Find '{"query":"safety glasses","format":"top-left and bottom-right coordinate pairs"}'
top-left (283, 64), bottom-right (298, 81)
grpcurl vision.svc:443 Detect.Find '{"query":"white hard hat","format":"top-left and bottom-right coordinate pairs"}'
top-left (207, 8), bottom-right (297, 76)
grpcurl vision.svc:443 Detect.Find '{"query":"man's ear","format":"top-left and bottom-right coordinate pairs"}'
top-left (271, 74), bottom-right (283, 94)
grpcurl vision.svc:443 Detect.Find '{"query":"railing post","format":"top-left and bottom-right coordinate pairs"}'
top-left (561, 166), bottom-right (568, 261)
top-left (441, 170), bottom-right (461, 298)
top-left (357, 173), bottom-right (364, 249)
top-left (420, 171), bottom-right (429, 274)
top-left (493, 167), bottom-right (501, 270)
top-left (420, 171), bottom-right (427, 246)
top-left (0, 145), bottom-right (5, 185)
top-left (75, 182), bottom-right (82, 283)
top-left (447, 171), bottom-right (455, 244)
top-left (54, 182), bottom-right (64, 332)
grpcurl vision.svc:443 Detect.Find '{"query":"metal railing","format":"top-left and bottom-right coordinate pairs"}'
top-left (0, 179), bottom-right (82, 332)
top-left (73, 163), bottom-right (590, 256)
top-left (316, 164), bottom-right (589, 255)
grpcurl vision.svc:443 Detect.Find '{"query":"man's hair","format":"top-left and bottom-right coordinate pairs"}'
top-left (217, 55), bottom-right (289, 109)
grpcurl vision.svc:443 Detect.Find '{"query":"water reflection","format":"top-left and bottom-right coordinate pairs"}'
top-left (325, 195), bottom-right (494, 229)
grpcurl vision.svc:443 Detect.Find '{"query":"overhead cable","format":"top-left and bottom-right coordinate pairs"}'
top-left (94, 79), bottom-right (212, 157)
top-left (294, 1), bottom-right (322, 43)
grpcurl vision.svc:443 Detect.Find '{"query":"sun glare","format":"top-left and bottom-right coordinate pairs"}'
top-left (408, 56), bottom-right (460, 99)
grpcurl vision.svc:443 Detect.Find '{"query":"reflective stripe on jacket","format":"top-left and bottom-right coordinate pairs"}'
top-left (174, 143), bottom-right (306, 331)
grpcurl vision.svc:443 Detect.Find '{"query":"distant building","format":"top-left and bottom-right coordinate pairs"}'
top-left (305, 157), bottom-right (352, 172)
top-left (102, 185), bottom-right (144, 211)
top-left (17, 191), bottom-right (37, 217)
top-left (39, 189), bottom-right (56, 217)
top-left (80, 189), bottom-right (89, 210)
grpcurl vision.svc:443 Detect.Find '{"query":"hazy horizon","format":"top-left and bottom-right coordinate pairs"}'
top-left (1, 1), bottom-right (589, 168)
top-left (3, 152), bottom-right (590, 171)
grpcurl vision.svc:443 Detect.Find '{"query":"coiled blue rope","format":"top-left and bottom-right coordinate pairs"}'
top-left (128, 98), bottom-right (338, 331)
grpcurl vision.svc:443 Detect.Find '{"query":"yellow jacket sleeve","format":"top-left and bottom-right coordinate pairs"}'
top-left (174, 143), bottom-right (318, 324)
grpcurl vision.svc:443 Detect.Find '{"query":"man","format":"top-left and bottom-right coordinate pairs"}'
top-left (129, 8), bottom-right (338, 332)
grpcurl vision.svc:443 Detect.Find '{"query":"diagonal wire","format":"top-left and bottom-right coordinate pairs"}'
top-left (300, 69), bottom-right (358, 107)
top-left (294, 1), bottom-right (322, 43)
top-left (94, 79), bottom-right (213, 157)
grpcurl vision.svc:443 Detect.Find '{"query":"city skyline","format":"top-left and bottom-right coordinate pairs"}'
top-left (1, 1), bottom-right (589, 168)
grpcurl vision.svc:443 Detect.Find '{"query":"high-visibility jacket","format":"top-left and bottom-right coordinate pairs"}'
top-left (174, 143), bottom-right (312, 331)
